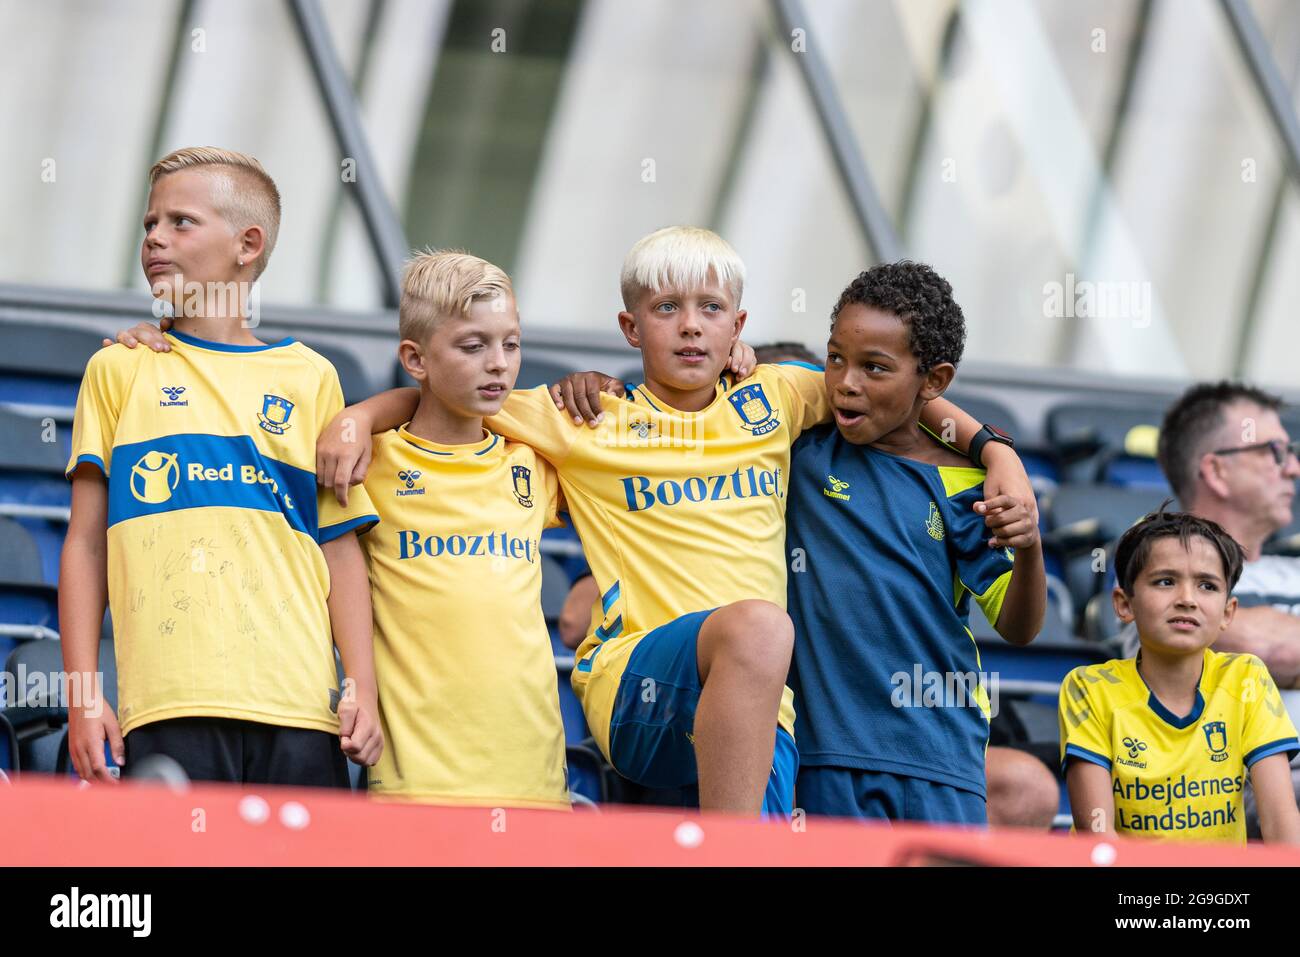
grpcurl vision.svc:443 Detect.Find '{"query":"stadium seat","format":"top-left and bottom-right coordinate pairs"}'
top-left (1083, 591), bottom-right (1123, 645)
top-left (0, 711), bottom-right (17, 773)
top-left (0, 319), bottom-right (103, 414)
top-left (0, 407), bottom-right (71, 521)
top-left (1098, 453), bottom-right (1170, 490)
top-left (944, 389), bottom-right (1062, 495)
top-left (1043, 483), bottom-right (1170, 615)
top-left (297, 338), bottom-right (374, 406)
top-left (565, 738), bottom-right (610, 804)
top-left (0, 581), bottom-right (60, 662)
top-left (1045, 398), bottom-right (1169, 484)
top-left (0, 516), bottom-right (45, 584)
top-left (994, 697), bottom-right (1059, 745)
top-left (1, 510), bottom-right (65, 585)
top-left (944, 390), bottom-right (1023, 436)
top-left (2, 637), bottom-right (117, 775)
top-left (1020, 450), bottom-right (1062, 497)
top-left (0, 517), bottom-right (61, 652)
top-left (541, 523), bottom-right (589, 583)
top-left (516, 355), bottom-right (579, 391)
top-left (540, 554), bottom-right (571, 625)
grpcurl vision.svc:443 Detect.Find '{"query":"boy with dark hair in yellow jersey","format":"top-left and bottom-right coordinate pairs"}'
top-left (1060, 508), bottom-right (1300, 843)
top-left (63, 147), bottom-right (382, 786)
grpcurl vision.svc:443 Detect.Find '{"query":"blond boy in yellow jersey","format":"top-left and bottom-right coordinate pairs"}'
top-left (64, 148), bottom-right (382, 786)
top-left (1060, 509), bottom-right (1300, 843)
top-left (356, 251), bottom-right (569, 807)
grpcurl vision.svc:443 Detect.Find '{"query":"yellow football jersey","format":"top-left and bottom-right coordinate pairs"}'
top-left (485, 363), bottom-right (830, 749)
top-left (1059, 649), bottom-right (1300, 842)
top-left (360, 424), bottom-right (568, 809)
top-left (65, 331), bottom-right (377, 736)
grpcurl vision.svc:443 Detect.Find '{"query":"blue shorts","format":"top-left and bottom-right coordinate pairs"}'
top-left (797, 766), bottom-right (987, 825)
top-left (598, 609), bottom-right (798, 817)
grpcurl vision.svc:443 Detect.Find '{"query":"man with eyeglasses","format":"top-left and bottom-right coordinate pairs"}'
top-left (1152, 383), bottom-right (1300, 672)
top-left (1134, 381), bottom-right (1300, 831)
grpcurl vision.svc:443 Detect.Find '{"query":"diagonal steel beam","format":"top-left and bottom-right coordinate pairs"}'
top-left (287, 0), bottom-right (408, 307)
top-left (770, 0), bottom-right (903, 262)
top-left (1220, 0), bottom-right (1300, 188)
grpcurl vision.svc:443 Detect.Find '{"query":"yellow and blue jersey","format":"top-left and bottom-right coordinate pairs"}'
top-left (785, 424), bottom-right (1014, 798)
top-left (1059, 650), bottom-right (1299, 842)
top-left (359, 424), bottom-right (569, 809)
top-left (65, 330), bottom-right (377, 736)
top-left (485, 362), bottom-right (829, 754)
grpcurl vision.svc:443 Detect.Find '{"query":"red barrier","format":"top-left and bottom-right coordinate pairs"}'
top-left (3, 776), bottom-right (1296, 866)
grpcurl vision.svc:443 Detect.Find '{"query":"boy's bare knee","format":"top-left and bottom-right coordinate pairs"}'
top-left (699, 600), bottom-right (793, 682)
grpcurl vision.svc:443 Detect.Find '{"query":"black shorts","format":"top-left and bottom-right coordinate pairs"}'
top-left (123, 716), bottom-right (350, 788)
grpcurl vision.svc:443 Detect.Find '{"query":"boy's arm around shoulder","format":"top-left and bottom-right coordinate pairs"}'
top-left (317, 388), bottom-right (420, 507)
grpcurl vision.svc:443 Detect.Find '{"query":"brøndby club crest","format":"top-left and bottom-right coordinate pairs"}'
top-left (257, 394), bottom-right (295, 435)
top-left (728, 383), bottom-right (780, 436)
top-left (512, 464), bottom-right (534, 507)
top-left (1203, 721), bottom-right (1228, 762)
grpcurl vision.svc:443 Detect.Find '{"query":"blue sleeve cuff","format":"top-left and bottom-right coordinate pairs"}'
top-left (65, 453), bottom-right (106, 480)
top-left (318, 514), bottom-right (378, 544)
top-left (777, 360), bottom-right (824, 372)
top-left (1062, 744), bottom-right (1112, 774)
top-left (1244, 737), bottom-right (1300, 768)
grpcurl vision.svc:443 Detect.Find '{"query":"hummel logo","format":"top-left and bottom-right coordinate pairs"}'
top-left (823, 474), bottom-right (851, 502)
top-left (396, 469), bottom-right (425, 496)
top-left (160, 386), bottom-right (188, 408)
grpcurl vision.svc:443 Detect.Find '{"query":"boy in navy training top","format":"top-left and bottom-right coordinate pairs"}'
top-left (786, 262), bottom-right (1047, 825)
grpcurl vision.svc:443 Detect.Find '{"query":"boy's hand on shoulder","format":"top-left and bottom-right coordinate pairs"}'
top-left (338, 685), bottom-right (383, 767)
top-left (102, 316), bottom-right (173, 352)
top-left (68, 703), bottom-right (125, 784)
top-left (551, 372), bottom-right (625, 427)
top-left (728, 339), bottom-right (757, 379)
top-left (317, 408), bottom-right (374, 508)
top-left (977, 444), bottom-right (1039, 548)
top-left (976, 494), bottom-right (1039, 550)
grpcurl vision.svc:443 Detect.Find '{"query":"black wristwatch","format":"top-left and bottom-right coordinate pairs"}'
top-left (968, 424), bottom-right (1015, 468)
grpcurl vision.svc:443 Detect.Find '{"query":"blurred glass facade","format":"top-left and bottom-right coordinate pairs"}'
top-left (2, 0), bottom-right (1299, 384)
